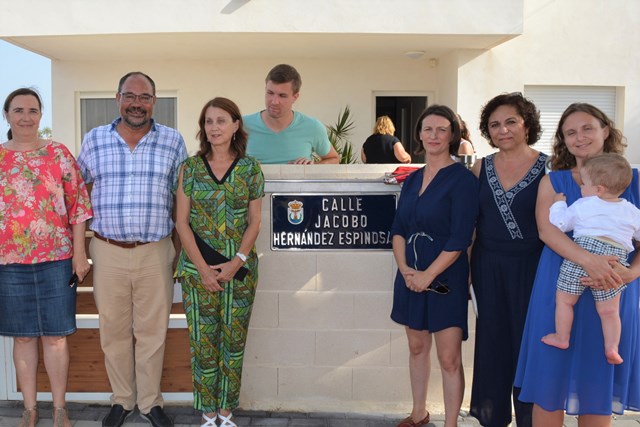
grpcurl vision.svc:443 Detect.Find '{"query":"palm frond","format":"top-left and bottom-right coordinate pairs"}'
top-left (326, 105), bottom-right (357, 164)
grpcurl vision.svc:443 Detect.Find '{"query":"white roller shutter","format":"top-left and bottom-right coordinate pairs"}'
top-left (524, 86), bottom-right (616, 155)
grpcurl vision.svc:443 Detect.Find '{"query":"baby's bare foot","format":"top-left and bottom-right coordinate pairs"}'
top-left (541, 333), bottom-right (569, 349)
top-left (605, 349), bottom-right (623, 365)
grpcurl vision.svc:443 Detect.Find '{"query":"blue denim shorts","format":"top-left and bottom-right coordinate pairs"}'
top-left (0, 259), bottom-right (77, 337)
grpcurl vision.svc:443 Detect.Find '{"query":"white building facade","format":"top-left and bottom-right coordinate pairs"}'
top-left (1, 0), bottom-right (638, 415)
top-left (2, 0), bottom-right (637, 160)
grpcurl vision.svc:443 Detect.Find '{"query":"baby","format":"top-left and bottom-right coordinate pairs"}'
top-left (542, 153), bottom-right (640, 364)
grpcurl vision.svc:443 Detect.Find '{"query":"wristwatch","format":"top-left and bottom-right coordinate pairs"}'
top-left (235, 252), bottom-right (247, 263)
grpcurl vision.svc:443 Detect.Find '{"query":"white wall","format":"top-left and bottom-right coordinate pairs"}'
top-left (4, 0), bottom-right (640, 414)
top-left (53, 58), bottom-right (438, 156)
top-left (0, 0), bottom-right (521, 37)
top-left (457, 0), bottom-right (640, 161)
top-left (240, 165), bottom-right (476, 413)
top-left (6, 0), bottom-right (640, 162)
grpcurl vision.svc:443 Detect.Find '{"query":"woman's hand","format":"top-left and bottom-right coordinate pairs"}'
top-left (399, 265), bottom-right (417, 283)
top-left (612, 253), bottom-right (640, 284)
top-left (72, 255), bottom-right (91, 283)
top-left (211, 258), bottom-right (243, 284)
top-left (71, 222), bottom-right (90, 282)
top-left (581, 259), bottom-right (639, 289)
top-left (578, 253), bottom-right (623, 290)
top-left (400, 266), bottom-right (417, 290)
top-left (406, 270), bottom-right (434, 292)
top-left (554, 192), bottom-right (567, 203)
top-left (198, 265), bottom-right (224, 292)
top-left (537, 177), bottom-right (622, 290)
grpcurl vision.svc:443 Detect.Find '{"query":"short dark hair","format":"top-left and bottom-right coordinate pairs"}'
top-left (265, 64), bottom-right (302, 94)
top-left (414, 104), bottom-right (461, 156)
top-left (118, 71), bottom-right (156, 95)
top-left (479, 92), bottom-right (542, 148)
top-left (196, 97), bottom-right (248, 159)
top-left (3, 87), bottom-right (43, 140)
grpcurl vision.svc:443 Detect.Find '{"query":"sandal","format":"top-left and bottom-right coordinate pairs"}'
top-left (17, 406), bottom-right (38, 427)
top-left (53, 407), bottom-right (72, 427)
top-left (218, 412), bottom-right (238, 427)
top-left (396, 411), bottom-right (430, 427)
top-left (201, 412), bottom-right (217, 427)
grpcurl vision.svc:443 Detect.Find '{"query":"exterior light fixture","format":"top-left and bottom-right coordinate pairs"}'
top-left (404, 51), bottom-right (425, 60)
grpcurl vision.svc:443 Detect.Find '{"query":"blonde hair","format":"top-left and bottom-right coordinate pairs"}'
top-left (373, 116), bottom-right (395, 136)
top-left (582, 153), bottom-right (632, 195)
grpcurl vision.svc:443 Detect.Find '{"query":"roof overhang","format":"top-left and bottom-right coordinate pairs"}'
top-left (3, 32), bottom-right (517, 62)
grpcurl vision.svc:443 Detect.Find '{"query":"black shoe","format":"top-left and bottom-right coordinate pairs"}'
top-left (102, 404), bottom-right (132, 427)
top-left (141, 406), bottom-right (173, 427)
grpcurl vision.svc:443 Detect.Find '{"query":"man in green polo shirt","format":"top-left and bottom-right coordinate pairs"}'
top-left (245, 64), bottom-right (339, 165)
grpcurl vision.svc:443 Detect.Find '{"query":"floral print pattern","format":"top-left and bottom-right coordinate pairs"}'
top-left (0, 141), bottom-right (93, 264)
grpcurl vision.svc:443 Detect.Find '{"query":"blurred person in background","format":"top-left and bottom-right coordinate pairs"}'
top-left (361, 115), bottom-right (411, 163)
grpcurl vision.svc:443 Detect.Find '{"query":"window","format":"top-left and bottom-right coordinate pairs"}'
top-left (80, 96), bottom-right (177, 138)
top-left (524, 86), bottom-right (617, 155)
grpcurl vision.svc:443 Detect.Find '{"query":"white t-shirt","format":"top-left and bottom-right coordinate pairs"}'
top-left (549, 195), bottom-right (640, 252)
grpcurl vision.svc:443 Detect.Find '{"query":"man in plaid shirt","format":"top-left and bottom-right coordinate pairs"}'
top-left (77, 71), bottom-right (187, 427)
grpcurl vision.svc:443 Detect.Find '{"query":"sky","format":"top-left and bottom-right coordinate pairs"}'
top-left (0, 40), bottom-right (52, 140)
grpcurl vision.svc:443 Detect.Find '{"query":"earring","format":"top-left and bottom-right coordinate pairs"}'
top-left (233, 132), bottom-right (236, 141)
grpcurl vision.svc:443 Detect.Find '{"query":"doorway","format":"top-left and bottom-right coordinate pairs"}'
top-left (375, 96), bottom-right (428, 163)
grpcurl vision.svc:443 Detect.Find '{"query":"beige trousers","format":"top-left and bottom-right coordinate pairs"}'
top-left (90, 237), bottom-right (175, 413)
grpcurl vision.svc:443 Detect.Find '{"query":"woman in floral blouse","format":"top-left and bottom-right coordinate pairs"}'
top-left (0, 88), bottom-right (93, 427)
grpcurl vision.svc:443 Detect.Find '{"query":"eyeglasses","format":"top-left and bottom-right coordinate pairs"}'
top-left (426, 280), bottom-right (450, 295)
top-left (119, 92), bottom-right (154, 104)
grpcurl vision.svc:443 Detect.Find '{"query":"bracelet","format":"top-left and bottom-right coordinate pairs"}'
top-left (235, 252), bottom-right (247, 263)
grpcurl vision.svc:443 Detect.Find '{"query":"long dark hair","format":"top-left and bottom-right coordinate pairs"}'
top-left (196, 97), bottom-right (248, 159)
top-left (414, 104), bottom-right (461, 156)
top-left (550, 103), bottom-right (626, 171)
top-left (3, 88), bottom-right (43, 140)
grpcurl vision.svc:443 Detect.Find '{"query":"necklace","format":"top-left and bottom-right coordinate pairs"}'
top-left (424, 160), bottom-right (453, 182)
top-left (425, 165), bottom-right (435, 181)
top-left (420, 164), bottom-right (439, 195)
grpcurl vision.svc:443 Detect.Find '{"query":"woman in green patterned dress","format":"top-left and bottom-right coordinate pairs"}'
top-left (175, 97), bottom-right (264, 427)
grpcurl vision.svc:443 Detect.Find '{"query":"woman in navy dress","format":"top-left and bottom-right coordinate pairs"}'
top-left (469, 93), bottom-right (546, 427)
top-left (391, 104), bottom-right (478, 427)
top-left (515, 103), bottom-right (640, 427)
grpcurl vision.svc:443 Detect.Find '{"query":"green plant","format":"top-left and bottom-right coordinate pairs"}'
top-left (326, 105), bottom-right (357, 164)
top-left (38, 127), bottom-right (52, 139)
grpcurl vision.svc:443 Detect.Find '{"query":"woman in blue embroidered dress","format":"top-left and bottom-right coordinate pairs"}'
top-left (515, 103), bottom-right (640, 427)
top-left (391, 105), bottom-right (478, 427)
top-left (469, 93), bottom-right (546, 427)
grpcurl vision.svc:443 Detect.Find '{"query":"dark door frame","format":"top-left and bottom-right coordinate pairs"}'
top-left (373, 92), bottom-right (431, 163)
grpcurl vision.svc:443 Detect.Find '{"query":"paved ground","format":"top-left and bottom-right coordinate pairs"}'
top-left (1, 401), bottom-right (640, 426)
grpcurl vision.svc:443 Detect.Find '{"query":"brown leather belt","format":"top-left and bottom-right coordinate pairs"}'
top-left (93, 233), bottom-right (150, 249)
